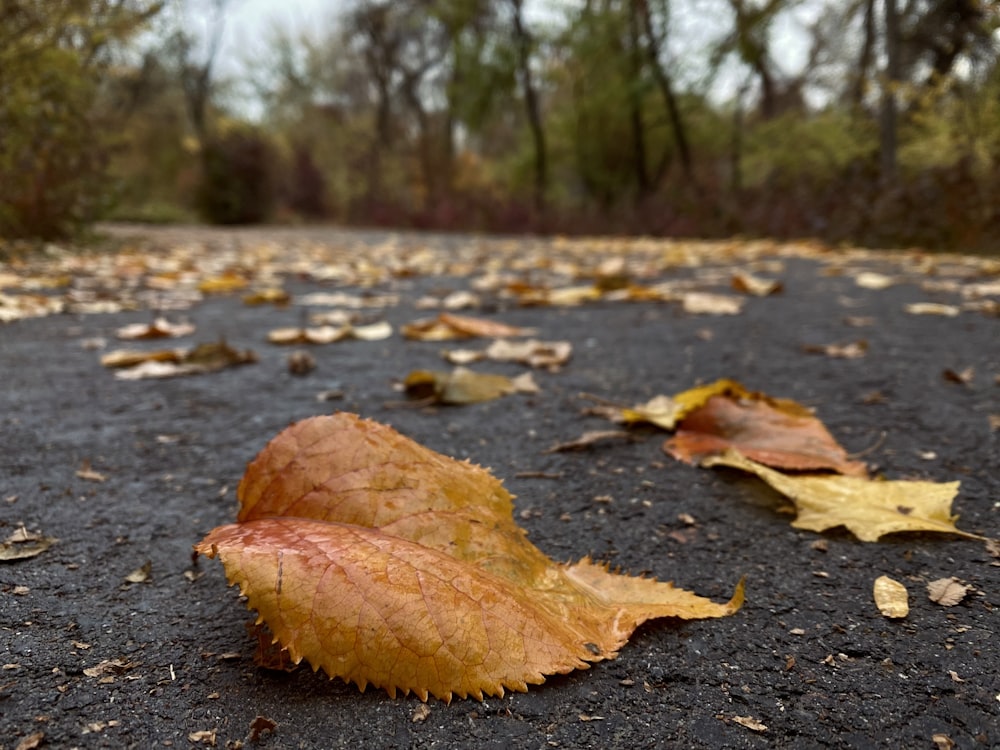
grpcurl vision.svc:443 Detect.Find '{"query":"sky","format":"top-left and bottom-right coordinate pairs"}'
top-left (197, 0), bottom-right (819, 112)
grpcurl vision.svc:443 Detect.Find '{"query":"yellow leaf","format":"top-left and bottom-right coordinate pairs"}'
top-left (403, 367), bottom-right (534, 404)
top-left (701, 449), bottom-right (977, 542)
top-left (196, 414), bottom-right (742, 701)
top-left (873, 575), bottom-right (909, 618)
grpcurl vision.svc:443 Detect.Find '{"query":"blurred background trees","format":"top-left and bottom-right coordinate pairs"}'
top-left (3, 0), bottom-right (1000, 251)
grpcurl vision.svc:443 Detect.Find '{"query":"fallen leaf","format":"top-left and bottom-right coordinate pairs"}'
top-left (198, 272), bottom-right (247, 294)
top-left (411, 704), bottom-right (431, 723)
top-left (403, 367), bottom-right (537, 404)
top-left (905, 302), bottom-right (960, 317)
top-left (116, 317), bottom-right (195, 340)
top-left (14, 732), bottom-right (45, 750)
top-left (873, 575), bottom-right (909, 618)
top-left (287, 350), bottom-right (316, 375)
top-left (545, 430), bottom-right (633, 453)
top-left (701, 450), bottom-right (977, 542)
top-left (103, 340), bottom-right (257, 380)
top-left (854, 272), bottom-right (895, 290)
top-left (124, 561), bottom-right (152, 584)
top-left (681, 292), bottom-right (745, 315)
top-left (801, 341), bottom-right (868, 359)
top-left (932, 733), bottom-right (956, 750)
top-left (665, 382), bottom-right (868, 477)
top-left (248, 716), bottom-right (278, 742)
top-left (942, 367), bottom-right (974, 385)
top-left (0, 527), bottom-right (56, 562)
top-left (731, 272), bottom-right (782, 296)
top-left (83, 659), bottom-right (140, 678)
top-left (195, 414), bottom-right (743, 701)
top-left (483, 339), bottom-right (572, 370)
top-left (731, 715), bottom-right (768, 732)
top-left (187, 729), bottom-right (217, 745)
top-left (268, 321), bottom-right (392, 345)
top-left (403, 312), bottom-right (535, 341)
top-left (75, 459), bottom-right (107, 483)
top-left (927, 577), bottom-right (970, 606)
top-left (243, 288), bottom-right (291, 306)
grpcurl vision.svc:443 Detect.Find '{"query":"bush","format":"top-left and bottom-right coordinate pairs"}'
top-left (195, 129), bottom-right (279, 225)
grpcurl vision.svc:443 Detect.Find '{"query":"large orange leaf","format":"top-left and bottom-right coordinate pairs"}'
top-left (196, 414), bottom-right (742, 701)
top-left (664, 381), bottom-right (868, 477)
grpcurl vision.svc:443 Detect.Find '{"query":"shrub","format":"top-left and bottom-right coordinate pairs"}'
top-left (195, 129), bottom-right (279, 225)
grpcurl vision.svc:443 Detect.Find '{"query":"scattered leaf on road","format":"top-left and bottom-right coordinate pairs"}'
top-left (195, 414), bottom-right (743, 701)
top-left (404, 367), bottom-right (538, 404)
top-left (701, 449), bottom-right (976, 542)
top-left (403, 312), bottom-right (536, 340)
top-left (0, 527), bottom-right (56, 562)
top-left (116, 317), bottom-right (195, 340)
top-left (873, 575), bottom-right (909, 618)
top-left (927, 577), bottom-right (970, 606)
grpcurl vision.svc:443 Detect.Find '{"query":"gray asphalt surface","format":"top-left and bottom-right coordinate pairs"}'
top-left (1, 226), bottom-right (998, 749)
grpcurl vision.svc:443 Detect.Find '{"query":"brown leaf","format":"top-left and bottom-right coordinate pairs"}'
top-left (0, 527), bottom-right (56, 562)
top-left (927, 577), bottom-right (970, 606)
top-left (731, 272), bottom-right (783, 297)
top-left (801, 340), bottom-right (868, 359)
top-left (104, 340), bottom-right (257, 380)
top-left (702, 450), bottom-right (977, 542)
top-left (664, 382), bottom-right (868, 477)
top-left (196, 414), bottom-right (742, 701)
top-left (681, 292), bottom-right (745, 315)
top-left (402, 312), bottom-right (535, 341)
top-left (116, 317), bottom-right (195, 340)
top-left (545, 430), bottom-right (633, 453)
top-left (403, 367), bottom-right (536, 404)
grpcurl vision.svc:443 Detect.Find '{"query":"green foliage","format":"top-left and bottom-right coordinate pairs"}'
top-left (0, 1), bottom-right (162, 240)
top-left (196, 128), bottom-right (279, 225)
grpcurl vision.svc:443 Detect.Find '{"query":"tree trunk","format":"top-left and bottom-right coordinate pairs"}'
top-left (510, 0), bottom-right (547, 214)
top-left (880, 0), bottom-right (900, 183)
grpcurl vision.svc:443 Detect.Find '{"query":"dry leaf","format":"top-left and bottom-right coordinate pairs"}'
top-left (905, 303), bottom-right (960, 317)
top-left (665, 382), bottom-right (868, 477)
top-left (483, 339), bottom-right (572, 370)
top-left (124, 560), bottom-right (152, 584)
top-left (195, 414), bottom-right (742, 701)
top-left (702, 450), bottom-right (976, 542)
top-left (595, 380), bottom-right (745, 432)
top-left (873, 575), bottom-right (909, 618)
top-left (75, 459), bottom-right (107, 482)
top-left (932, 733), bottom-right (956, 750)
top-left (403, 312), bottom-right (535, 341)
top-left (801, 341), bottom-right (868, 359)
top-left (545, 430), bottom-right (633, 453)
top-left (14, 732), bottom-right (45, 750)
top-left (681, 292), bottom-right (745, 315)
top-left (243, 288), bottom-right (291, 306)
top-left (731, 272), bottom-right (782, 296)
top-left (403, 367), bottom-right (537, 405)
top-left (198, 272), bottom-right (248, 294)
top-left (116, 317), bottom-right (195, 340)
top-left (942, 367), bottom-right (974, 385)
top-left (854, 272), bottom-right (895, 290)
top-left (731, 715), bottom-right (768, 732)
top-left (104, 340), bottom-right (257, 380)
top-left (0, 526), bottom-right (56, 562)
top-left (927, 577), bottom-right (970, 606)
top-left (248, 716), bottom-right (278, 742)
top-left (268, 321), bottom-right (392, 345)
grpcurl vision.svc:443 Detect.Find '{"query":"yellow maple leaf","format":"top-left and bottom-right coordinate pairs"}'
top-left (702, 449), bottom-right (979, 542)
top-left (196, 414), bottom-right (743, 701)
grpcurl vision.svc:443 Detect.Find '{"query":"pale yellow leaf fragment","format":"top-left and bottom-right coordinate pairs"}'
top-left (682, 292), bottom-right (745, 315)
top-left (905, 302), bottom-right (960, 317)
top-left (731, 715), bottom-right (768, 732)
top-left (855, 272), bottom-right (896, 290)
top-left (927, 577), bottom-right (970, 606)
top-left (873, 575), bottom-right (909, 618)
top-left (702, 449), bottom-right (975, 542)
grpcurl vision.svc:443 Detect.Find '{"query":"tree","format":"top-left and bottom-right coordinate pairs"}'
top-left (0, 0), bottom-right (163, 239)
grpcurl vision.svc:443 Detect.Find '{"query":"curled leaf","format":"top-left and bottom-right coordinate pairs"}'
top-left (403, 312), bottom-right (536, 341)
top-left (403, 367), bottom-right (536, 404)
top-left (665, 381), bottom-right (868, 477)
top-left (196, 414), bottom-right (742, 701)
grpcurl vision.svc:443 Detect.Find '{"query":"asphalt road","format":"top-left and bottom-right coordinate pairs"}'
top-left (1, 226), bottom-right (998, 749)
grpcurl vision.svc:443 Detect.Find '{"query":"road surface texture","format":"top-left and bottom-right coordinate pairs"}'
top-left (1, 225), bottom-right (998, 749)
